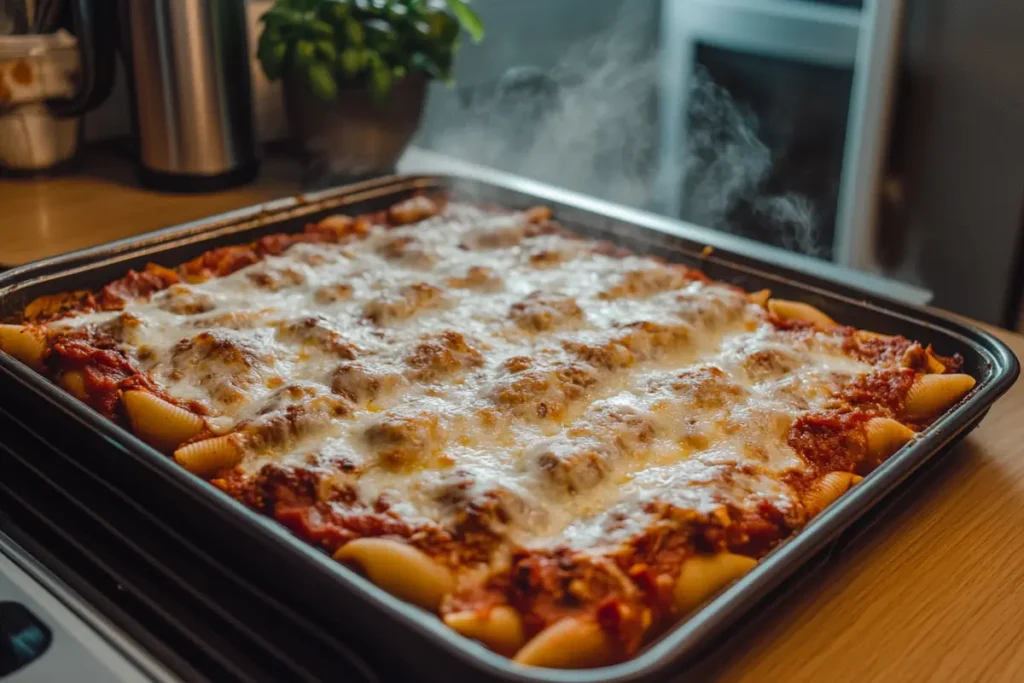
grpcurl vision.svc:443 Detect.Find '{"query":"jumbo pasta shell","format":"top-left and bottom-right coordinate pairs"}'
top-left (444, 606), bottom-right (526, 656)
top-left (865, 417), bottom-right (915, 461)
top-left (173, 435), bottom-right (243, 477)
top-left (767, 299), bottom-right (836, 328)
top-left (123, 390), bottom-right (205, 453)
top-left (513, 617), bottom-right (613, 669)
top-left (804, 472), bottom-right (858, 517)
top-left (0, 324), bottom-right (45, 368)
top-left (903, 374), bottom-right (976, 421)
top-left (58, 370), bottom-right (87, 399)
top-left (334, 538), bottom-right (454, 611)
top-left (673, 553), bottom-right (758, 614)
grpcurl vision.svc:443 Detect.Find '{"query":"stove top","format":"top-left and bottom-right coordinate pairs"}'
top-left (0, 405), bottom-right (381, 683)
top-left (0, 530), bottom-right (175, 682)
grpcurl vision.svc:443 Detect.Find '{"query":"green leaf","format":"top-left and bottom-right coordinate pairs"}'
top-left (428, 42), bottom-right (454, 76)
top-left (308, 19), bottom-right (335, 39)
top-left (306, 62), bottom-right (339, 101)
top-left (369, 56), bottom-right (393, 104)
top-left (315, 39), bottom-right (337, 62)
top-left (424, 11), bottom-right (459, 44)
top-left (410, 51), bottom-right (442, 79)
top-left (364, 18), bottom-right (398, 55)
top-left (285, 0), bottom-right (320, 11)
top-left (345, 17), bottom-right (365, 45)
top-left (259, 40), bottom-right (289, 80)
top-left (258, 23), bottom-right (283, 50)
top-left (292, 38), bottom-right (317, 66)
top-left (443, 0), bottom-right (484, 42)
top-left (339, 47), bottom-right (367, 77)
top-left (260, 6), bottom-right (303, 27)
top-left (387, 2), bottom-right (408, 20)
top-left (319, 1), bottom-right (350, 27)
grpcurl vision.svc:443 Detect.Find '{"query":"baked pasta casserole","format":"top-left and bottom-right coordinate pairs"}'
top-left (0, 195), bottom-right (976, 668)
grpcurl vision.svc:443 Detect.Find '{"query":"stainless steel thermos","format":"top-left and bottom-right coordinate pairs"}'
top-left (118, 0), bottom-right (258, 191)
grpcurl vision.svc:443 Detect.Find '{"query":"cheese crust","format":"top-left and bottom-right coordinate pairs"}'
top-left (4, 195), bottom-right (973, 667)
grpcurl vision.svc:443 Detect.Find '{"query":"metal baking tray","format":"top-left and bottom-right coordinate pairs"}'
top-left (0, 174), bottom-right (1017, 683)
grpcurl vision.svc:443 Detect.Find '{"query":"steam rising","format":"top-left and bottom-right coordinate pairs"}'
top-left (682, 74), bottom-right (821, 256)
top-left (431, 8), bottom-right (658, 209)
top-left (680, 73), bottom-right (772, 228)
top-left (424, 3), bottom-right (821, 256)
top-left (754, 194), bottom-right (820, 255)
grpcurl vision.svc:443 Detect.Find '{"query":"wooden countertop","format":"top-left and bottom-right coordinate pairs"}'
top-left (1, 148), bottom-right (1023, 682)
top-left (0, 147), bottom-right (303, 267)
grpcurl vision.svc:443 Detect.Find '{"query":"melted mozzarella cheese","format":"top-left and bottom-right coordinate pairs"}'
top-left (47, 203), bottom-right (883, 552)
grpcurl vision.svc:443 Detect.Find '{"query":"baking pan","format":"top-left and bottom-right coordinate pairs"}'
top-left (0, 174), bottom-right (1018, 683)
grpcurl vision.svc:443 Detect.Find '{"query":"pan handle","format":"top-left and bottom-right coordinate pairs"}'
top-left (46, 0), bottom-right (116, 118)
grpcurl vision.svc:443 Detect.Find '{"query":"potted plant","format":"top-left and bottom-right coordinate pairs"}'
top-left (257, 0), bottom-right (484, 180)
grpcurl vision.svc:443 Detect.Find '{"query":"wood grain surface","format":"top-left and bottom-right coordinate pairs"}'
top-left (0, 146), bottom-right (302, 266)
top-left (1, 147), bottom-right (1022, 682)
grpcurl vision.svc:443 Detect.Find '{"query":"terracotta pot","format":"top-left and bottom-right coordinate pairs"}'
top-left (283, 74), bottom-right (428, 182)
